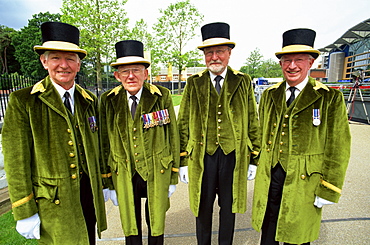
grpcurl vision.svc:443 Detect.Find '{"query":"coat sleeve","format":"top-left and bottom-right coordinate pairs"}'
top-left (315, 91), bottom-right (351, 202)
top-left (98, 94), bottom-right (114, 189)
top-left (164, 91), bottom-right (180, 185)
top-left (245, 74), bottom-right (260, 165)
top-left (177, 78), bottom-right (192, 167)
top-left (2, 92), bottom-right (38, 220)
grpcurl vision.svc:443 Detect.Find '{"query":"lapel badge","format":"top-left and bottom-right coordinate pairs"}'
top-left (88, 116), bottom-right (98, 132)
top-left (142, 109), bottom-right (171, 129)
top-left (312, 109), bottom-right (320, 126)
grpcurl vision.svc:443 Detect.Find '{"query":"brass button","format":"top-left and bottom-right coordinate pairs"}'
top-left (266, 148), bottom-right (270, 152)
top-left (282, 132), bottom-right (285, 136)
top-left (68, 140), bottom-right (73, 146)
top-left (271, 132), bottom-right (274, 135)
top-left (133, 128), bottom-right (137, 131)
top-left (67, 129), bottom-right (72, 133)
top-left (133, 136), bottom-right (137, 140)
top-left (217, 134), bottom-right (221, 137)
top-left (218, 126), bottom-right (221, 129)
top-left (283, 124), bottom-right (287, 127)
top-left (160, 169), bottom-right (165, 174)
top-left (218, 104), bottom-right (222, 108)
top-left (69, 153), bottom-right (75, 158)
top-left (301, 175), bottom-right (306, 180)
top-left (70, 164), bottom-right (76, 169)
top-left (134, 145), bottom-right (138, 148)
top-left (285, 114), bottom-right (289, 118)
top-left (135, 160), bottom-right (139, 163)
top-left (134, 153), bottom-right (138, 156)
top-left (126, 160), bottom-right (129, 163)
top-left (218, 119), bottom-right (222, 123)
top-left (71, 174), bottom-right (77, 179)
top-left (201, 133), bottom-right (204, 137)
top-left (54, 199), bottom-right (60, 205)
top-left (218, 112), bottom-right (222, 115)
top-left (273, 123), bottom-right (277, 127)
top-left (268, 141), bottom-right (272, 145)
top-left (280, 141), bottom-right (284, 145)
top-left (75, 125), bottom-right (79, 128)
top-left (116, 171), bottom-right (119, 175)
top-left (215, 142), bottom-right (219, 145)
top-left (199, 142), bottom-right (204, 145)
top-left (279, 150), bottom-right (283, 153)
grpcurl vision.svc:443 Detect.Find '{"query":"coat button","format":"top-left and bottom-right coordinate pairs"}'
top-left (69, 153), bottom-right (75, 158)
top-left (273, 123), bottom-right (277, 127)
top-left (282, 132), bottom-right (285, 136)
top-left (68, 140), bottom-right (73, 146)
top-left (285, 114), bottom-right (289, 118)
top-left (71, 174), bottom-right (77, 179)
top-left (135, 160), bottom-right (139, 163)
top-left (218, 126), bottom-right (221, 129)
top-left (134, 145), bottom-right (138, 148)
top-left (218, 119), bottom-right (222, 123)
top-left (199, 142), bottom-right (203, 145)
top-left (160, 169), bottom-right (165, 174)
top-left (280, 141), bottom-right (284, 145)
top-left (218, 112), bottom-right (222, 115)
top-left (134, 153), bottom-right (138, 156)
top-left (279, 150), bottom-right (283, 153)
top-left (301, 175), bottom-right (306, 180)
top-left (54, 199), bottom-right (60, 205)
top-left (283, 124), bottom-right (287, 127)
top-left (70, 164), bottom-right (76, 169)
top-left (67, 129), bottom-right (71, 133)
top-left (266, 149), bottom-right (270, 152)
top-left (215, 142), bottom-right (219, 145)
top-left (268, 141), bottom-right (272, 145)
top-left (218, 104), bottom-right (222, 108)
top-left (133, 128), bottom-right (137, 131)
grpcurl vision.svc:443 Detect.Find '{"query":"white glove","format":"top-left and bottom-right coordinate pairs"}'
top-left (103, 188), bottom-right (119, 206)
top-left (16, 213), bottom-right (40, 239)
top-left (314, 196), bottom-right (335, 208)
top-left (179, 166), bottom-right (189, 184)
top-left (247, 164), bottom-right (257, 180)
top-left (168, 185), bottom-right (176, 198)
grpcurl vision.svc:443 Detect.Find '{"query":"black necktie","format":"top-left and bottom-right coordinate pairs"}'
top-left (286, 87), bottom-right (297, 107)
top-left (214, 75), bottom-right (222, 94)
top-left (64, 92), bottom-right (72, 113)
top-left (130, 95), bottom-right (138, 119)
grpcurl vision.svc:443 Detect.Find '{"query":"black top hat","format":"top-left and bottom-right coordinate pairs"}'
top-left (33, 22), bottom-right (87, 59)
top-left (110, 40), bottom-right (150, 68)
top-left (197, 22), bottom-right (235, 50)
top-left (275, 28), bottom-right (320, 59)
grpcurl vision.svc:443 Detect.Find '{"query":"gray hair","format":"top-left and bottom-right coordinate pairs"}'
top-left (42, 51), bottom-right (80, 63)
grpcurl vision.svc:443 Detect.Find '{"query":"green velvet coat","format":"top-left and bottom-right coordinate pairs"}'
top-left (99, 82), bottom-right (180, 237)
top-left (252, 77), bottom-right (351, 244)
top-left (2, 76), bottom-right (108, 244)
top-left (177, 67), bottom-right (260, 216)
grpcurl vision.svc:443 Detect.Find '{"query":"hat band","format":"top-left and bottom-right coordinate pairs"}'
top-left (110, 56), bottom-right (150, 67)
top-left (281, 44), bottom-right (316, 52)
top-left (41, 41), bottom-right (81, 50)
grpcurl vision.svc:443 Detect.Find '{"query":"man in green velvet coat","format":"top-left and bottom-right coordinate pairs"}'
top-left (99, 40), bottom-right (180, 245)
top-left (252, 28), bottom-right (351, 244)
top-left (177, 22), bottom-right (260, 244)
top-left (2, 22), bottom-right (109, 244)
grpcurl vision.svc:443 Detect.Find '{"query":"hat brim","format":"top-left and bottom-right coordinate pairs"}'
top-left (275, 45), bottom-right (320, 59)
top-left (34, 41), bottom-right (87, 59)
top-left (197, 38), bottom-right (235, 50)
top-left (110, 56), bottom-right (150, 68)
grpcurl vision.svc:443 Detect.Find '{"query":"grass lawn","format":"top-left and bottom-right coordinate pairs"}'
top-left (0, 211), bottom-right (37, 244)
top-left (171, 94), bottom-right (182, 106)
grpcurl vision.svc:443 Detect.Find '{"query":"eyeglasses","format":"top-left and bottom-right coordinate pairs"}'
top-left (204, 48), bottom-right (230, 57)
top-left (117, 67), bottom-right (145, 77)
top-left (281, 58), bottom-right (311, 66)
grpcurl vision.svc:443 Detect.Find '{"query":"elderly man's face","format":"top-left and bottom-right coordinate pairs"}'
top-left (114, 64), bottom-right (148, 95)
top-left (203, 45), bottom-right (231, 75)
top-left (40, 51), bottom-right (81, 90)
top-left (280, 53), bottom-right (315, 86)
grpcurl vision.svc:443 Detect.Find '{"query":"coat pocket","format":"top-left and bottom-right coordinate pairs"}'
top-left (304, 154), bottom-right (324, 176)
top-left (33, 179), bottom-right (59, 202)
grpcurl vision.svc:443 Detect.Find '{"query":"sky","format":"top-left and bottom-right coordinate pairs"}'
top-left (0, 0), bottom-right (369, 69)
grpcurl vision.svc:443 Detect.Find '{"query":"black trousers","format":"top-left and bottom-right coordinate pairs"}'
top-left (125, 173), bottom-right (164, 245)
top-left (261, 163), bottom-right (310, 245)
top-left (196, 148), bottom-right (236, 245)
top-left (80, 173), bottom-right (97, 245)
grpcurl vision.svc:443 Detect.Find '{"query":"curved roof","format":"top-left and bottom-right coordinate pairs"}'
top-left (319, 18), bottom-right (370, 52)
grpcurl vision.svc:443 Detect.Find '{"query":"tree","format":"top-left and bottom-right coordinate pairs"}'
top-left (0, 25), bottom-right (20, 74)
top-left (240, 48), bottom-right (282, 79)
top-left (61, 0), bottom-right (130, 92)
top-left (12, 12), bottom-right (61, 78)
top-left (153, 0), bottom-right (203, 94)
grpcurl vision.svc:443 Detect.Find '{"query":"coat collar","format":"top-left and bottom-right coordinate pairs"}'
top-left (268, 77), bottom-right (328, 115)
top-left (30, 76), bottom-right (94, 117)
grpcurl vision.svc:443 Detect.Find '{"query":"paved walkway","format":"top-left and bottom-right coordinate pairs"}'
top-left (97, 122), bottom-right (370, 244)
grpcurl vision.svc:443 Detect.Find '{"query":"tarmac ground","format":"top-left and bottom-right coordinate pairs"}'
top-left (96, 121), bottom-right (370, 245)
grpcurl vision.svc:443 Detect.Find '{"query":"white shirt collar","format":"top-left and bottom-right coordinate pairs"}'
top-left (127, 87), bottom-right (143, 102)
top-left (285, 76), bottom-right (308, 92)
top-left (209, 68), bottom-right (228, 82)
top-left (51, 79), bottom-right (76, 103)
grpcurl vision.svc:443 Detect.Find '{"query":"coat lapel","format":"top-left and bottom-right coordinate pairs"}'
top-left (225, 67), bottom-right (242, 104)
top-left (270, 82), bottom-right (286, 117)
top-left (140, 83), bottom-right (158, 115)
top-left (193, 71), bottom-right (210, 118)
top-left (292, 78), bottom-right (322, 115)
